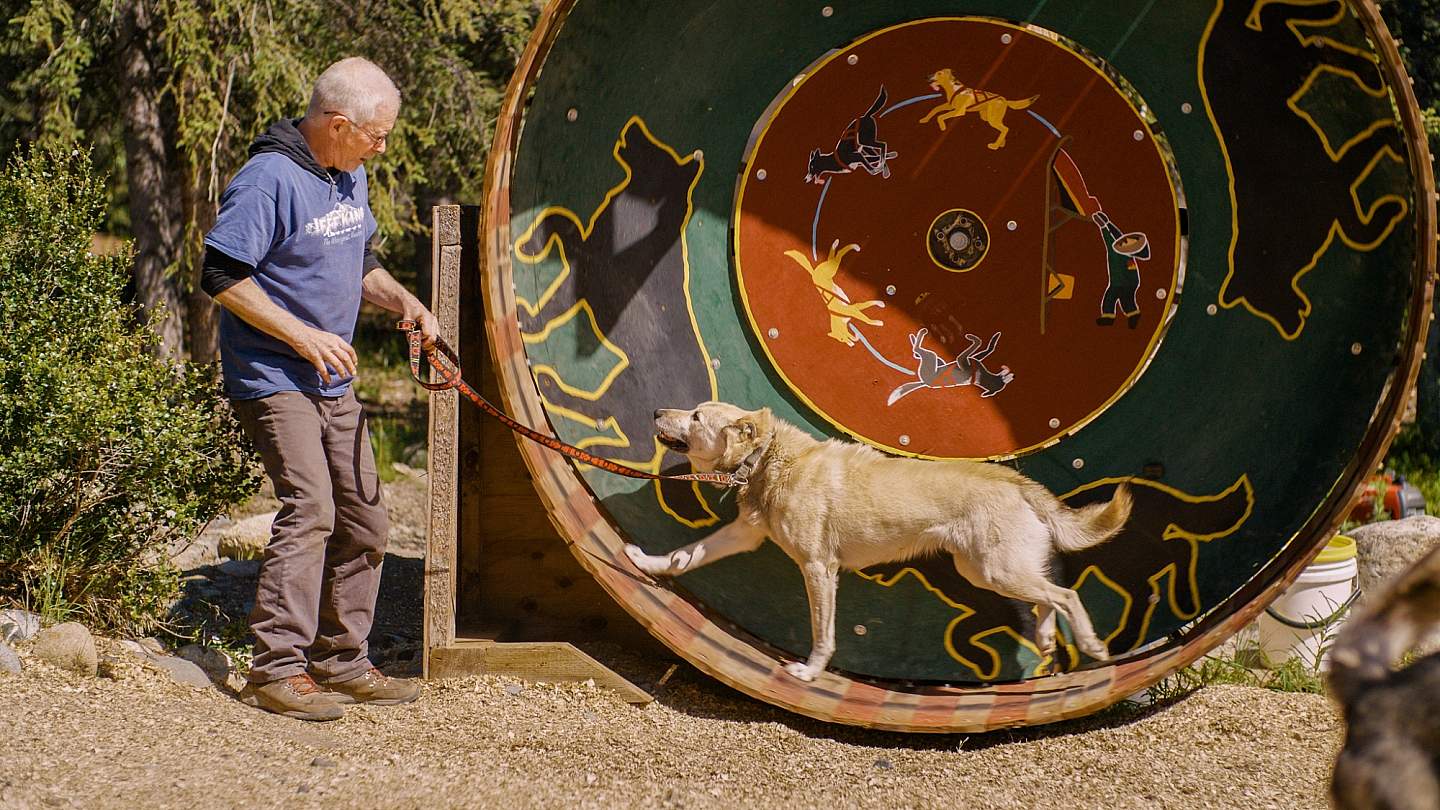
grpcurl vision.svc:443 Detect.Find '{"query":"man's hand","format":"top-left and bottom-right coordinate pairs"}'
top-left (290, 326), bottom-right (358, 385)
top-left (215, 280), bottom-right (359, 385)
top-left (406, 306), bottom-right (440, 348)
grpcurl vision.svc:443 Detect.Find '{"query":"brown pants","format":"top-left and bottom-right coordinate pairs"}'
top-left (232, 389), bottom-right (388, 684)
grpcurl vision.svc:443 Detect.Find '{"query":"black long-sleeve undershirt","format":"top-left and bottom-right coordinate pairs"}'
top-left (200, 238), bottom-right (383, 298)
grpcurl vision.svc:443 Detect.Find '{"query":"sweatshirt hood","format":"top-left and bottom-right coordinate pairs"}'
top-left (248, 118), bottom-right (332, 183)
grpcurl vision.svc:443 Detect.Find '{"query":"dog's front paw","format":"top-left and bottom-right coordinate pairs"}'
top-left (784, 661), bottom-right (820, 682)
top-left (624, 544), bottom-right (676, 576)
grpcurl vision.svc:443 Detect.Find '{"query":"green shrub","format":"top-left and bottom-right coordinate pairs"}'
top-left (0, 145), bottom-right (258, 633)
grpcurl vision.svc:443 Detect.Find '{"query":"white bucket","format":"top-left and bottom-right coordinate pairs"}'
top-left (1256, 534), bottom-right (1359, 670)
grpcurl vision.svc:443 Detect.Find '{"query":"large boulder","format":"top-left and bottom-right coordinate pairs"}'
top-left (216, 512), bottom-right (276, 560)
top-left (32, 622), bottom-right (98, 676)
top-left (1348, 516), bottom-right (1440, 597)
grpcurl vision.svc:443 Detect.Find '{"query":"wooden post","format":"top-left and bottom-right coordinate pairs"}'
top-left (422, 207), bottom-right (461, 673)
top-left (421, 204), bottom-right (656, 704)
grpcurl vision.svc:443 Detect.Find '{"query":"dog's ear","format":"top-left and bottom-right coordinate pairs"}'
top-left (747, 407), bottom-right (774, 438)
top-left (718, 411), bottom-right (770, 470)
top-left (717, 423), bottom-right (750, 470)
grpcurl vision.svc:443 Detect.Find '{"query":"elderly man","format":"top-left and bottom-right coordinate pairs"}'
top-left (202, 57), bottom-right (437, 721)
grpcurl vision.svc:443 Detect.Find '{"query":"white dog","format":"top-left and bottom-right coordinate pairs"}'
top-left (625, 402), bottom-right (1132, 682)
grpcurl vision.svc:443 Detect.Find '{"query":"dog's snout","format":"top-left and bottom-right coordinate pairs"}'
top-left (654, 409), bottom-right (664, 420)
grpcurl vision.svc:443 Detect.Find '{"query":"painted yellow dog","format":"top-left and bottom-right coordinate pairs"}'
top-left (783, 240), bottom-right (885, 346)
top-left (921, 68), bottom-right (1038, 150)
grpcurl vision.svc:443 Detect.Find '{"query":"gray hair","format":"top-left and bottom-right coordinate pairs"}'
top-left (305, 57), bottom-right (400, 125)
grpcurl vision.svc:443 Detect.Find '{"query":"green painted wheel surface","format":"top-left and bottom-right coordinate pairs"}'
top-left (482, 0), bottom-right (1435, 729)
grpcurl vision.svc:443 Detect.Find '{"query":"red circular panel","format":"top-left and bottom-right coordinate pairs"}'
top-left (735, 18), bottom-right (1182, 459)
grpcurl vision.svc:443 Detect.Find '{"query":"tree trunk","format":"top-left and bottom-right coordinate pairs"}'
top-left (181, 154), bottom-right (221, 363)
top-left (118, 0), bottom-right (186, 359)
top-left (185, 282), bottom-right (219, 363)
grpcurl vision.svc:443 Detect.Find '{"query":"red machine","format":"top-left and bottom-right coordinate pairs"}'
top-left (1349, 471), bottom-right (1428, 522)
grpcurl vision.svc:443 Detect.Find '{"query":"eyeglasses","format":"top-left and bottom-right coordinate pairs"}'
top-left (325, 111), bottom-right (390, 148)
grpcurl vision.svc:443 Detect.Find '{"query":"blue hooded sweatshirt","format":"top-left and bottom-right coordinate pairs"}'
top-left (204, 118), bottom-right (377, 400)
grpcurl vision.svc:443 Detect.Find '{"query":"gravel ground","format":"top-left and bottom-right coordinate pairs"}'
top-left (1, 463), bottom-right (1346, 809)
top-left (1, 649), bottom-right (1341, 810)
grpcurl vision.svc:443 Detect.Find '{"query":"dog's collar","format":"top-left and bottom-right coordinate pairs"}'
top-left (726, 436), bottom-right (771, 488)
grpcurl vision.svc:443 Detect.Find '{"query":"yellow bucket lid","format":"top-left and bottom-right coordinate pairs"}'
top-left (1315, 534), bottom-right (1357, 564)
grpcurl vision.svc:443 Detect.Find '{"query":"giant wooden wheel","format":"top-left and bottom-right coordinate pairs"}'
top-left (481, 0), bottom-right (1436, 731)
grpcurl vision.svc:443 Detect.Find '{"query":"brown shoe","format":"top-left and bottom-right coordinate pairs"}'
top-left (239, 674), bottom-right (344, 721)
top-left (319, 667), bottom-right (420, 706)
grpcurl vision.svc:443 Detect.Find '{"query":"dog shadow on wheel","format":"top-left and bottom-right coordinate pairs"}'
top-left (866, 475), bottom-right (1254, 679)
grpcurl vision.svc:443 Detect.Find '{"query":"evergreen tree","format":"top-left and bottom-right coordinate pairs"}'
top-left (1378, 0), bottom-right (1440, 111)
top-left (0, 0), bottom-right (537, 360)
top-left (1378, 0), bottom-right (1440, 455)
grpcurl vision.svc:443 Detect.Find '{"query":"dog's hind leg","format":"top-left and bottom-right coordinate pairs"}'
top-left (986, 121), bottom-right (1009, 150)
top-left (1025, 581), bottom-right (1108, 662)
top-left (1034, 605), bottom-right (1078, 674)
top-left (1035, 604), bottom-right (1057, 660)
top-left (786, 558), bottom-right (840, 682)
top-left (624, 519), bottom-right (767, 577)
top-left (958, 535), bottom-right (1111, 662)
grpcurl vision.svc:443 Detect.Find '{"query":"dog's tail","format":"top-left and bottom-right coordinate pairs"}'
top-left (865, 86), bottom-right (889, 119)
top-left (1009, 94), bottom-right (1040, 111)
top-left (1036, 483), bottom-right (1132, 553)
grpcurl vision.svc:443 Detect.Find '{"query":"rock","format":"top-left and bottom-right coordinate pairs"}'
top-left (310, 756), bottom-right (336, 768)
top-left (175, 644), bottom-right (232, 683)
top-left (216, 559), bottom-right (262, 579)
top-left (217, 512), bottom-right (277, 560)
top-left (0, 642), bottom-right (20, 674)
top-left (32, 622), bottom-right (98, 676)
top-left (1349, 517), bottom-right (1440, 655)
top-left (170, 518), bottom-right (225, 570)
top-left (0, 609), bottom-right (41, 644)
top-left (1349, 516), bottom-right (1440, 596)
top-left (148, 654), bottom-right (212, 690)
top-left (118, 639), bottom-right (153, 659)
top-left (138, 637), bottom-right (166, 655)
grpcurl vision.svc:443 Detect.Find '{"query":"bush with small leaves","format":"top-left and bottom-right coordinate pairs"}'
top-left (0, 145), bottom-right (258, 633)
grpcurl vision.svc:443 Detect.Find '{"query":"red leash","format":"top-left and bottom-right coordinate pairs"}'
top-left (397, 321), bottom-right (748, 487)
